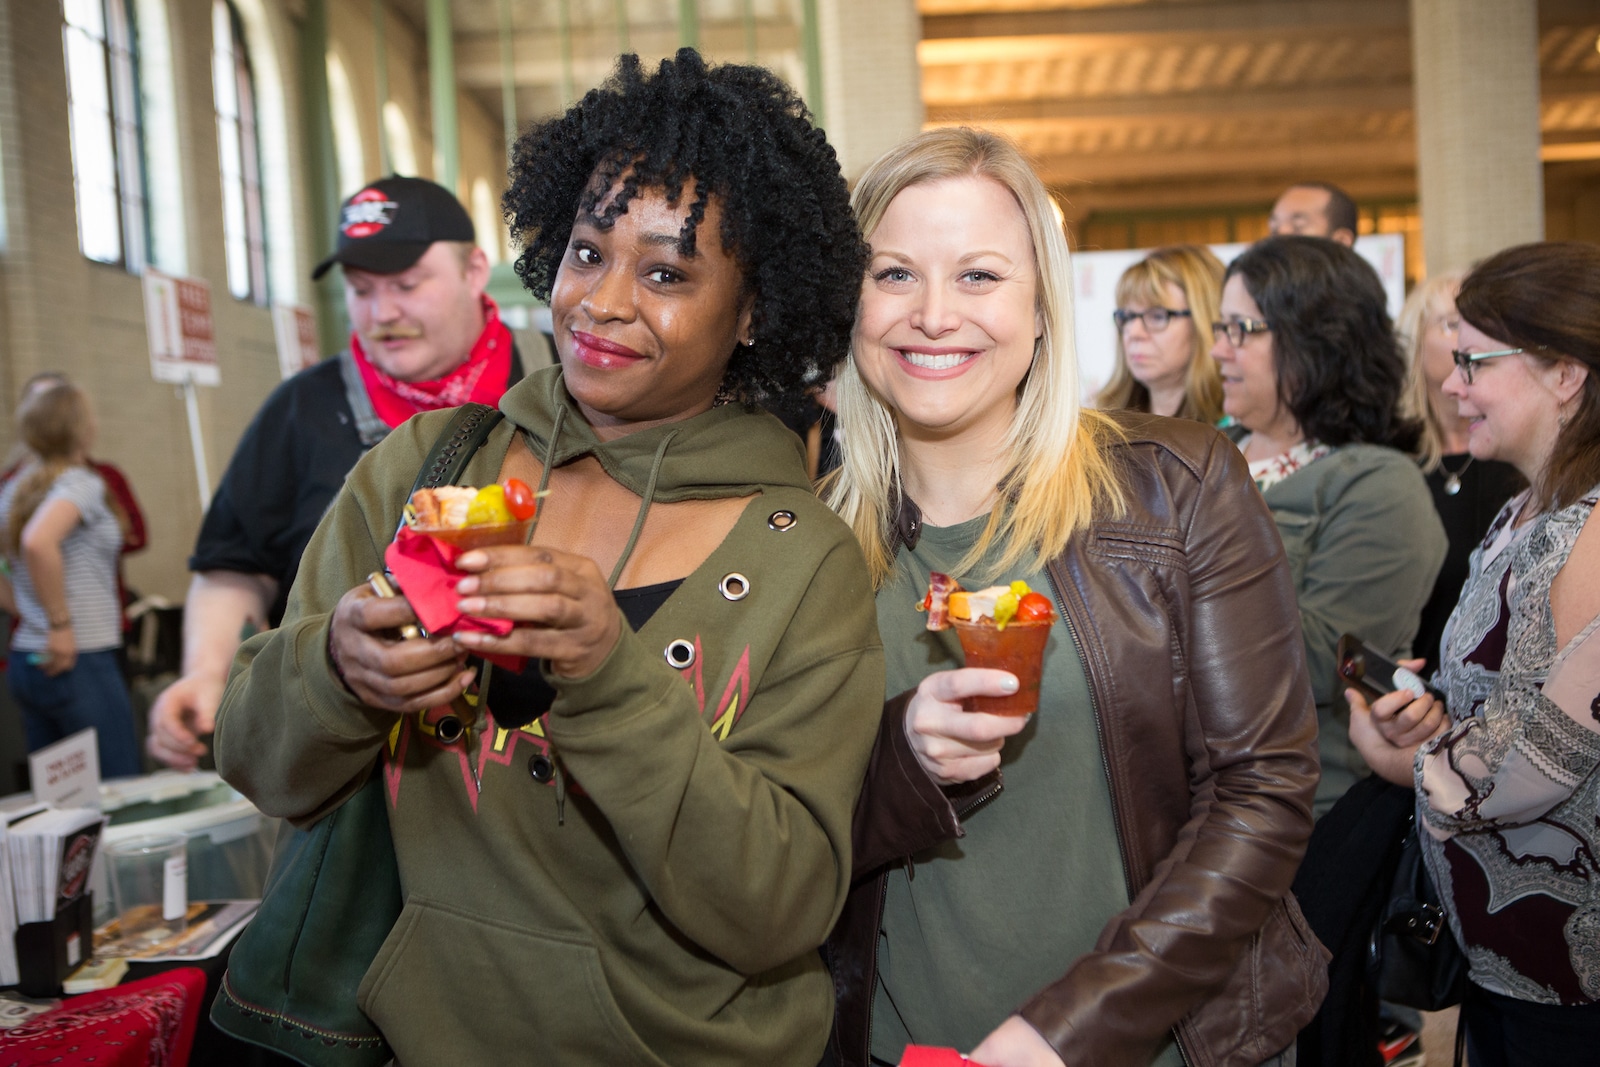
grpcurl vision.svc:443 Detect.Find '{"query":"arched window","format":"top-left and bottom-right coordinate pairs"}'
top-left (325, 51), bottom-right (367, 198)
top-left (62, 0), bottom-right (147, 271)
top-left (212, 0), bottom-right (267, 303)
top-left (383, 101), bottom-right (418, 178)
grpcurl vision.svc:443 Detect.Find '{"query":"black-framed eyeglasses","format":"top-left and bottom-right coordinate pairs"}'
top-left (1210, 318), bottom-right (1272, 346)
top-left (1451, 347), bottom-right (1523, 384)
top-left (1113, 307), bottom-right (1192, 333)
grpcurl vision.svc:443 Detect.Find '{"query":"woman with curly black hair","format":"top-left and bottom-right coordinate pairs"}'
top-left (1212, 235), bottom-right (1446, 816)
top-left (214, 50), bottom-right (883, 1065)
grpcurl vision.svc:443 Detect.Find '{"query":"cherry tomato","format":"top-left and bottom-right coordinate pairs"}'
top-left (502, 477), bottom-right (538, 521)
top-left (1015, 591), bottom-right (1054, 622)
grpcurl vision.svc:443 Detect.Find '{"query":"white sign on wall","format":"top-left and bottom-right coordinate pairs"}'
top-left (1072, 232), bottom-right (1408, 401)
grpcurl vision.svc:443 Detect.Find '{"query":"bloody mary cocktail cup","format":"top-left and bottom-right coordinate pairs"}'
top-left (408, 518), bottom-right (534, 552)
top-left (952, 617), bottom-right (1051, 715)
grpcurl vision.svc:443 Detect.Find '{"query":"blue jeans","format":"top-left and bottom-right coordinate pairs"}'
top-left (8, 648), bottom-right (142, 778)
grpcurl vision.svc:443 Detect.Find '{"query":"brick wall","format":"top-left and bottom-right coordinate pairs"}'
top-left (0, 0), bottom-right (507, 603)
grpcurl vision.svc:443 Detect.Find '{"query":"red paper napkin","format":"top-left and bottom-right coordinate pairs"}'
top-left (900, 1047), bottom-right (994, 1067)
top-left (384, 527), bottom-right (525, 671)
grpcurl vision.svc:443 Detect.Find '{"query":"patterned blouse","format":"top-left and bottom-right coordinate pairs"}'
top-left (1244, 437), bottom-right (1332, 494)
top-left (1420, 487), bottom-right (1600, 1005)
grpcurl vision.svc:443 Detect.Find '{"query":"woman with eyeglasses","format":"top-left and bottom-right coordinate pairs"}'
top-left (1348, 242), bottom-right (1600, 1066)
top-left (1397, 272), bottom-right (1523, 678)
top-left (1211, 236), bottom-right (1446, 817)
top-left (1095, 245), bottom-right (1224, 422)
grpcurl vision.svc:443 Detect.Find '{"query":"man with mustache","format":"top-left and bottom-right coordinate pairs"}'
top-left (147, 176), bottom-right (525, 769)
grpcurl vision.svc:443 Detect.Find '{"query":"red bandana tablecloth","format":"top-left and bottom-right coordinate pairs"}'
top-left (0, 967), bottom-right (205, 1067)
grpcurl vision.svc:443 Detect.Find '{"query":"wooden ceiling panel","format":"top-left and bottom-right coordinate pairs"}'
top-left (915, 0), bottom-right (1599, 210)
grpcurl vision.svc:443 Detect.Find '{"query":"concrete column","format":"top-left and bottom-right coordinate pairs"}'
top-left (813, 0), bottom-right (923, 182)
top-left (1411, 0), bottom-right (1543, 276)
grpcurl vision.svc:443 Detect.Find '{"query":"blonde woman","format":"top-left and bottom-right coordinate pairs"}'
top-left (1398, 271), bottom-right (1522, 675)
top-left (1095, 245), bottom-right (1225, 423)
top-left (0, 382), bottom-right (140, 775)
top-left (822, 128), bottom-right (1325, 1067)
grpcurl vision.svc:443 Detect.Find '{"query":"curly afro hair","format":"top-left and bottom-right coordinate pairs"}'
top-left (503, 49), bottom-right (867, 415)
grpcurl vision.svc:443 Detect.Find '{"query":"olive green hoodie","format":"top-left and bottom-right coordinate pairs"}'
top-left (215, 367), bottom-right (884, 1065)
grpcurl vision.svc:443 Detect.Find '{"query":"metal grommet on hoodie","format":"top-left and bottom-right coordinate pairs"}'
top-left (664, 639), bottom-right (696, 669)
top-left (767, 510), bottom-right (796, 531)
top-left (719, 573), bottom-right (750, 601)
top-left (435, 715), bottom-right (465, 744)
top-left (527, 753), bottom-right (554, 783)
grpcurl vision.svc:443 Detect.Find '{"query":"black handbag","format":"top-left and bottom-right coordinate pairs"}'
top-left (1367, 812), bottom-right (1469, 1012)
top-left (211, 403), bottom-right (505, 1066)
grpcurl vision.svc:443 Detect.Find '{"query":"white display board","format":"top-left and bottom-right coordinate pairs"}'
top-left (1071, 233), bottom-right (1407, 401)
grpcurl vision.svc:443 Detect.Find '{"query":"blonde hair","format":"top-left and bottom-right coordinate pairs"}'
top-left (6, 382), bottom-right (92, 554)
top-left (1095, 245), bottom-right (1225, 424)
top-left (824, 127), bottom-right (1125, 588)
top-left (1397, 270), bottom-right (1464, 472)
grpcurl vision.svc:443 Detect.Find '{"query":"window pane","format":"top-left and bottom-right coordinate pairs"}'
top-left (65, 28), bottom-right (111, 113)
top-left (211, 1), bottom-right (237, 117)
top-left (63, 15), bottom-right (122, 265)
top-left (383, 102), bottom-right (416, 177)
top-left (64, 0), bottom-right (103, 35)
top-left (325, 52), bottom-right (366, 197)
top-left (213, 0), bottom-right (266, 303)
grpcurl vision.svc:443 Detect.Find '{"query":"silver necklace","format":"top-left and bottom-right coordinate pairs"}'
top-left (1441, 454), bottom-right (1474, 496)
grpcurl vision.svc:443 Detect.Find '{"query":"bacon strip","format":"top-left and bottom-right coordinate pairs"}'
top-left (924, 571), bottom-right (958, 631)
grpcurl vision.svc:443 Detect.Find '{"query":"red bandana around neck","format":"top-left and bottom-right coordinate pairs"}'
top-left (350, 294), bottom-right (514, 428)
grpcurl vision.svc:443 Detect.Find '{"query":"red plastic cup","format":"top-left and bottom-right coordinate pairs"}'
top-left (952, 617), bottom-right (1052, 715)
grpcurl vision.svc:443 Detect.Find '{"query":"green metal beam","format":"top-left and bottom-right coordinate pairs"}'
top-left (800, 0), bottom-right (823, 128)
top-left (498, 0), bottom-right (517, 158)
top-left (678, 0), bottom-right (699, 50)
top-left (373, 0), bottom-right (391, 174)
top-left (299, 0), bottom-right (344, 353)
top-left (743, 0), bottom-right (756, 61)
top-left (426, 0), bottom-right (459, 194)
top-left (557, 0), bottom-right (575, 106)
top-left (615, 0), bottom-right (630, 53)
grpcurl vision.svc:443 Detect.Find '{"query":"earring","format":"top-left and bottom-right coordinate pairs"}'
top-left (743, 337), bottom-right (755, 347)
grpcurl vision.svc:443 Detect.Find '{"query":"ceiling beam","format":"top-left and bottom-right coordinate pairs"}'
top-left (925, 74), bottom-right (1600, 125)
top-left (922, 1), bottom-right (1406, 41)
top-left (922, 0), bottom-right (1596, 41)
top-left (453, 20), bottom-right (800, 88)
top-left (1054, 171), bottom-right (1420, 218)
top-left (1032, 137), bottom-right (1418, 185)
top-left (925, 83), bottom-right (1412, 123)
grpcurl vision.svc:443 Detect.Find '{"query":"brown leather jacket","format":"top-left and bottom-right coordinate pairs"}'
top-left (825, 415), bottom-right (1330, 1067)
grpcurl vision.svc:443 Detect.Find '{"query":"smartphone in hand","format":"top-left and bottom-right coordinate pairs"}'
top-left (1336, 634), bottom-right (1443, 705)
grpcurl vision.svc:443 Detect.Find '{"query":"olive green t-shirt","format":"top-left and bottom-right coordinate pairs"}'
top-left (870, 516), bottom-right (1182, 1066)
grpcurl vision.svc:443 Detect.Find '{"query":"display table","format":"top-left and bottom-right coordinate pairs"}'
top-left (0, 967), bottom-right (206, 1066)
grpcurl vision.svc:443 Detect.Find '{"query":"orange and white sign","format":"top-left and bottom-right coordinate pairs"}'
top-left (143, 268), bottom-right (220, 386)
top-left (272, 303), bottom-right (321, 380)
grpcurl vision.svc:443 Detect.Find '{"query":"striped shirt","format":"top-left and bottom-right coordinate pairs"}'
top-left (0, 466), bottom-right (123, 652)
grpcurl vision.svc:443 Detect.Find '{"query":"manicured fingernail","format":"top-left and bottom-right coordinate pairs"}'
top-left (1000, 674), bottom-right (1018, 693)
top-left (455, 576), bottom-right (479, 594)
top-left (457, 598), bottom-right (484, 614)
top-left (458, 551), bottom-right (485, 568)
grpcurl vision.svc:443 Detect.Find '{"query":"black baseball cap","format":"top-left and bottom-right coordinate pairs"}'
top-left (311, 176), bottom-right (475, 280)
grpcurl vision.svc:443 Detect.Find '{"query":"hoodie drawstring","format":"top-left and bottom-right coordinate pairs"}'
top-left (523, 412), bottom-right (678, 826)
